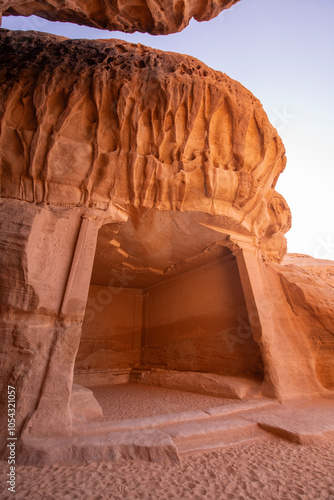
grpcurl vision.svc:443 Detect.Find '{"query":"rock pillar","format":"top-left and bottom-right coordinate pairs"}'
top-left (233, 242), bottom-right (324, 401)
top-left (0, 200), bottom-right (102, 442)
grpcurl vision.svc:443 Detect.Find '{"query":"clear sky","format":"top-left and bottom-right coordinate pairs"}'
top-left (2, 0), bottom-right (334, 259)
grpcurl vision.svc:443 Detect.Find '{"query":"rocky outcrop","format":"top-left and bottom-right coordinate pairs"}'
top-left (278, 255), bottom-right (334, 389)
top-left (0, 29), bottom-right (332, 457)
top-left (283, 254), bottom-right (334, 288)
top-left (0, 197), bottom-right (125, 442)
top-left (133, 370), bottom-right (262, 399)
top-left (70, 384), bottom-right (103, 424)
top-left (0, 30), bottom-right (290, 262)
top-left (0, 0), bottom-right (241, 35)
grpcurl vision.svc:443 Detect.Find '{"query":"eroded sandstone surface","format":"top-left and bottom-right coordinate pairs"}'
top-left (0, 0), bottom-right (241, 34)
top-left (280, 254), bottom-right (334, 389)
top-left (0, 29), bottom-right (333, 458)
top-left (0, 29), bottom-right (291, 261)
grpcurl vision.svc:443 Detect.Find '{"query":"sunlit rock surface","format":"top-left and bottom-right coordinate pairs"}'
top-left (0, 30), bottom-right (291, 261)
top-left (0, 31), bottom-right (333, 455)
top-left (280, 254), bottom-right (334, 389)
top-left (0, 0), bottom-right (241, 34)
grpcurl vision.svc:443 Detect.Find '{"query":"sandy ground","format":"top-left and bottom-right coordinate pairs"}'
top-left (91, 383), bottom-right (237, 420)
top-left (1, 439), bottom-right (333, 499)
top-left (1, 386), bottom-right (333, 499)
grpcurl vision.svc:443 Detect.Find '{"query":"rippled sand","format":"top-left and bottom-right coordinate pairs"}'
top-left (1, 440), bottom-right (333, 499)
top-left (1, 385), bottom-right (333, 499)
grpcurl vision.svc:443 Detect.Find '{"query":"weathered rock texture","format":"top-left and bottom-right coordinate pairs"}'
top-left (280, 255), bottom-right (334, 389)
top-left (0, 0), bottom-right (241, 35)
top-left (0, 30), bottom-right (291, 262)
top-left (70, 383), bottom-right (103, 424)
top-left (0, 200), bottom-right (111, 441)
top-left (0, 31), bottom-right (333, 458)
top-left (132, 370), bottom-right (262, 399)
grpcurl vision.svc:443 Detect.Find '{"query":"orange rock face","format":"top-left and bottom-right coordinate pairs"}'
top-left (0, 30), bottom-right (290, 262)
top-left (0, 0), bottom-right (241, 34)
top-left (0, 30), bottom-right (333, 455)
top-left (280, 254), bottom-right (334, 389)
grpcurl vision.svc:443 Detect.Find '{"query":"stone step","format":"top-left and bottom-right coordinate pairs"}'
top-left (203, 399), bottom-right (278, 418)
top-left (246, 404), bottom-right (334, 445)
top-left (160, 415), bottom-right (257, 440)
top-left (19, 428), bottom-right (181, 466)
top-left (176, 427), bottom-right (266, 457)
top-left (73, 399), bottom-right (277, 436)
top-left (159, 416), bottom-right (266, 457)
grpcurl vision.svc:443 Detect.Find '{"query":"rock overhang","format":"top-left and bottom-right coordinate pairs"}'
top-left (0, 0), bottom-right (242, 35)
top-left (0, 29), bottom-right (291, 263)
top-left (91, 209), bottom-right (237, 288)
top-left (0, 11), bottom-right (333, 452)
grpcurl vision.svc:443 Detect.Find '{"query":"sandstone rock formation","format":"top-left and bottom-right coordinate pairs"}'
top-left (70, 384), bottom-right (103, 424)
top-left (283, 253), bottom-right (334, 288)
top-left (0, 29), bottom-right (333, 459)
top-left (279, 254), bottom-right (334, 389)
top-left (0, 0), bottom-right (241, 34)
top-left (0, 29), bottom-right (290, 261)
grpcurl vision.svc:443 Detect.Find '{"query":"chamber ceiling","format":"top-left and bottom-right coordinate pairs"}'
top-left (90, 208), bottom-right (233, 288)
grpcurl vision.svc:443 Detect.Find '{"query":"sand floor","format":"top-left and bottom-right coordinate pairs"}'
top-left (1, 386), bottom-right (333, 499)
top-left (91, 383), bottom-right (237, 421)
top-left (1, 439), bottom-right (333, 499)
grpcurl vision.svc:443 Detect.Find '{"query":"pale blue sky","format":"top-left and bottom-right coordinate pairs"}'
top-left (2, 0), bottom-right (334, 258)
